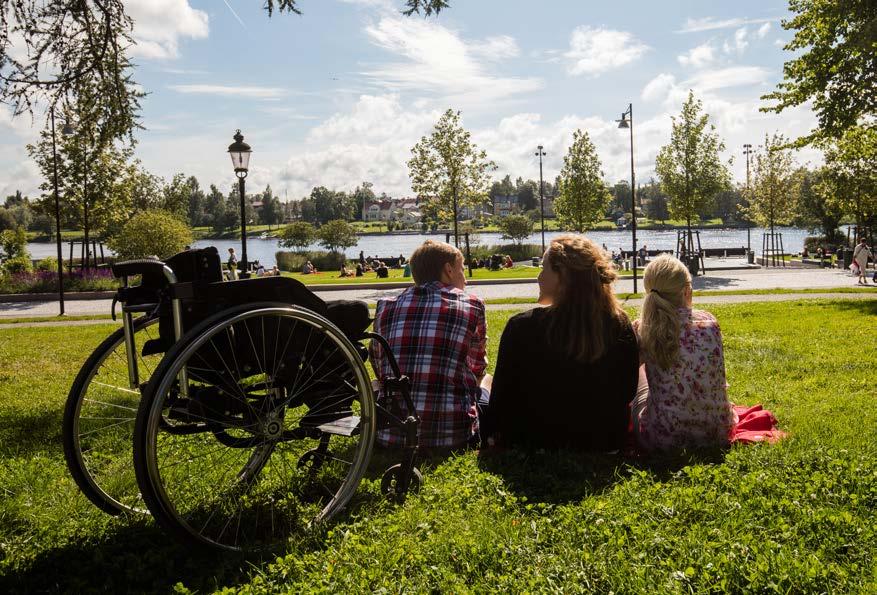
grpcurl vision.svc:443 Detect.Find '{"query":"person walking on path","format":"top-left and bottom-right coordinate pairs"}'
top-left (226, 248), bottom-right (239, 280)
top-left (852, 238), bottom-right (872, 285)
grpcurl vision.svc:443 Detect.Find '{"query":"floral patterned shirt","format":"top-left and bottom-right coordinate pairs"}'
top-left (633, 308), bottom-right (735, 451)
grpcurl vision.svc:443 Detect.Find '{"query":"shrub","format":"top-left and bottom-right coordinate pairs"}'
top-left (470, 243), bottom-right (542, 262)
top-left (498, 214), bottom-right (534, 245)
top-left (36, 257), bottom-right (58, 272)
top-left (0, 226), bottom-right (29, 260)
top-left (0, 268), bottom-right (117, 294)
top-left (804, 234), bottom-right (847, 253)
top-left (107, 210), bottom-right (193, 260)
top-left (275, 250), bottom-right (346, 272)
top-left (2, 255), bottom-right (32, 274)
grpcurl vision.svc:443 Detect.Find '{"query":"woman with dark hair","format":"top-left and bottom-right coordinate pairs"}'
top-left (484, 234), bottom-right (640, 451)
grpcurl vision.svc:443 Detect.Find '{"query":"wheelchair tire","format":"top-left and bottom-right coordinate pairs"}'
top-left (133, 303), bottom-right (376, 551)
top-left (63, 315), bottom-right (161, 515)
top-left (380, 464), bottom-right (422, 503)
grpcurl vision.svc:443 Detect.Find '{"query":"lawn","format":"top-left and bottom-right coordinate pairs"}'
top-left (284, 265), bottom-right (632, 285)
top-left (0, 300), bottom-right (875, 592)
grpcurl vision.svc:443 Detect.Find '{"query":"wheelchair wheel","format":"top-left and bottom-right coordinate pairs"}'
top-left (63, 315), bottom-right (161, 515)
top-left (134, 304), bottom-right (376, 551)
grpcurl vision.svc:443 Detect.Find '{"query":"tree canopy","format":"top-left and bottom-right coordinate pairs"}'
top-left (408, 109), bottom-right (496, 245)
top-left (655, 91), bottom-right (731, 237)
top-left (554, 130), bottom-right (609, 232)
top-left (498, 214), bottom-right (533, 245)
top-left (761, 0), bottom-right (877, 144)
top-left (742, 133), bottom-right (801, 230)
top-left (279, 221), bottom-right (317, 251)
top-left (318, 219), bottom-right (358, 254)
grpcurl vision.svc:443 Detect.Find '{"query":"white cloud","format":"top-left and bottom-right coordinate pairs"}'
top-left (470, 35), bottom-right (520, 61)
top-left (677, 42), bottom-right (716, 68)
top-left (564, 26), bottom-right (649, 77)
top-left (723, 27), bottom-right (749, 54)
top-left (774, 38), bottom-right (787, 48)
top-left (168, 84), bottom-right (286, 99)
top-left (278, 95), bottom-right (441, 198)
top-left (362, 17), bottom-right (540, 107)
top-left (756, 22), bottom-right (771, 39)
top-left (684, 66), bottom-right (770, 92)
top-left (642, 74), bottom-right (677, 102)
top-left (677, 16), bottom-right (775, 33)
top-left (126, 0), bottom-right (209, 60)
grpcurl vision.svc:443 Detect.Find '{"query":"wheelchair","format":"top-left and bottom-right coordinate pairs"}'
top-left (63, 247), bottom-right (422, 551)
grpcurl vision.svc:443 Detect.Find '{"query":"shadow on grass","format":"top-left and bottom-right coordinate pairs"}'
top-left (819, 298), bottom-right (877, 316)
top-left (0, 523), bottom-right (268, 593)
top-left (477, 447), bottom-right (727, 504)
top-left (0, 409), bottom-right (62, 459)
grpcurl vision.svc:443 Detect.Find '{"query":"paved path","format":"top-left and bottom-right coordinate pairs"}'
top-left (1, 267), bottom-right (874, 319)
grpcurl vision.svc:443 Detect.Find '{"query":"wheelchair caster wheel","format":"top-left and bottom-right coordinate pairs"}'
top-left (297, 449), bottom-right (327, 472)
top-left (381, 464), bottom-right (422, 503)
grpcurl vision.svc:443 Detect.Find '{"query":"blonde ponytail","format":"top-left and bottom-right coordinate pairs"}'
top-left (638, 255), bottom-right (691, 369)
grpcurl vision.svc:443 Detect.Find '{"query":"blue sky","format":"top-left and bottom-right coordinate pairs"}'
top-left (1, 0), bottom-right (821, 201)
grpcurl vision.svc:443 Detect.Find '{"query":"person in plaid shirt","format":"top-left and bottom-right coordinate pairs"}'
top-left (369, 240), bottom-right (488, 449)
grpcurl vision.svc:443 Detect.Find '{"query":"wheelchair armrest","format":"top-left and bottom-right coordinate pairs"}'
top-left (112, 259), bottom-right (174, 281)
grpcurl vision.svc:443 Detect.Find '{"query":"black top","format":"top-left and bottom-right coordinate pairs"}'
top-left (488, 307), bottom-right (639, 451)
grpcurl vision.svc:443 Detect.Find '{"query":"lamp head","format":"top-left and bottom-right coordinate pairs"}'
top-left (61, 123), bottom-right (76, 136)
top-left (228, 129), bottom-right (252, 173)
top-left (617, 114), bottom-right (630, 129)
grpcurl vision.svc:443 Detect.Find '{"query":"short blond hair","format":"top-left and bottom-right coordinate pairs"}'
top-left (409, 240), bottom-right (461, 285)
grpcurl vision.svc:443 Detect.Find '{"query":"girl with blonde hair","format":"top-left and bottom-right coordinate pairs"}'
top-left (484, 235), bottom-right (639, 451)
top-left (632, 254), bottom-right (735, 450)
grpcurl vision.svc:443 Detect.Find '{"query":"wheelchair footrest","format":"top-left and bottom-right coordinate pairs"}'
top-left (317, 415), bottom-right (360, 437)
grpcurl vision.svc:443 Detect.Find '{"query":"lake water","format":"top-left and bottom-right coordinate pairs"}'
top-left (28, 227), bottom-right (815, 267)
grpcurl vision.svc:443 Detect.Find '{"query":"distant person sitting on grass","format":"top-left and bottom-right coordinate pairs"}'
top-left (301, 260), bottom-right (317, 275)
top-left (339, 263), bottom-right (354, 278)
top-left (369, 240), bottom-right (488, 450)
top-left (503, 255), bottom-right (514, 268)
top-left (375, 261), bottom-right (389, 278)
top-left (355, 263), bottom-right (364, 277)
top-left (631, 254), bottom-right (735, 451)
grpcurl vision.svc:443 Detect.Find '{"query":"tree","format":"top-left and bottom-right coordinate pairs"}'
top-left (260, 186), bottom-right (283, 228)
top-left (515, 179), bottom-right (538, 212)
top-left (499, 214), bottom-right (533, 245)
top-left (107, 210), bottom-right (192, 260)
top-left (489, 174), bottom-right (516, 208)
top-left (352, 182), bottom-right (376, 221)
top-left (408, 109), bottom-right (496, 246)
top-left (821, 124), bottom-right (877, 238)
top-left (1, 1), bottom-right (446, 137)
top-left (162, 173), bottom-right (193, 222)
top-left (796, 167), bottom-right (845, 243)
top-left (741, 133), bottom-right (801, 234)
top-left (711, 188), bottom-right (745, 223)
top-left (655, 91), bottom-right (732, 247)
top-left (317, 219), bottom-right (358, 254)
top-left (554, 129), bottom-right (610, 232)
top-left (185, 176), bottom-right (206, 227)
top-left (761, 0), bottom-right (877, 144)
top-left (640, 181), bottom-right (670, 223)
top-left (279, 221), bottom-right (317, 251)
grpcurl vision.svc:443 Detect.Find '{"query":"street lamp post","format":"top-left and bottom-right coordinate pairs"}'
top-left (228, 130), bottom-right (252, 276)
top-left (617, 103), bottom-right (637, 293)
top-left (743, 143), bottom-right (753, 253)
top-left (535, 145), bottom-right (546, 254)
top-left (49, 108), bottom-right (71, 315)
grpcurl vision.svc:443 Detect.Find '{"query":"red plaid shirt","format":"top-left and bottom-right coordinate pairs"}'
top-left (369, 281), bottom-right (488, 448)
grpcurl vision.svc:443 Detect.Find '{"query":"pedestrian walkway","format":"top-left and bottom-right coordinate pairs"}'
top-left (1, 266), bottom-right (873, 318)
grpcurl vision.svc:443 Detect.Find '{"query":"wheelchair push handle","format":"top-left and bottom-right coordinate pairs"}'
top-left (111, 259), bottom-right (178, 285)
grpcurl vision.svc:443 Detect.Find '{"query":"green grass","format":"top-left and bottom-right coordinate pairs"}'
top-left (0, 314), bottom-right (116, 325)
top-left (1, 301), bottom-right (875, 592)
top-left (284, 266), bottom-right (632, 285)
